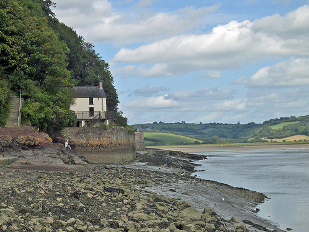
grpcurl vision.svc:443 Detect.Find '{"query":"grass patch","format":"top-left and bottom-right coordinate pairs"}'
top-left (144, 132), bottom-right (203, 146)
top-left (266, 135), bottom-right (309, 142)
top-left (270, 121), bottom-right (300, 130)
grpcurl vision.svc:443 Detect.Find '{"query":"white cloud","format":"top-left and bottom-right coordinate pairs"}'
top-left (112, 65), bottom-right (136, 78)
top-left (253, 5), bottom-right (309, 42)
top-left (249, 58), bottom-right (309, 87)
top-left (122, 87), bottom-right (235, 113)
top-left (54, 0), bottom-right (117, 28)
top-left (123, 95), bottom-right (179, 111)
top-left (207, 70), bottom-right (221, 78)
top-left (53, 0), bottom-right (220, 44)
top-left (213, 99), bottom-right (247, 111)
top-left (136, 64), bottom-right (174, 77)
top-left (114, 20), bottom-right (255, 63)
top-left (113, 5), bottom-right (309, 77)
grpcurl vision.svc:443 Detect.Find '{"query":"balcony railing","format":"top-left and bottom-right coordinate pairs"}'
top-left (75, 111), bottom-right (114, 120)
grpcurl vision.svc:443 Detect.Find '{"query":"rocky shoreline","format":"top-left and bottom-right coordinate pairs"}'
top-left (0, 148), bottom-right (283, 231)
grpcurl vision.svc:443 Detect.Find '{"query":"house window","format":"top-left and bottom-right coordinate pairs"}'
top-left (89, 97), bottom-right (94, 105)
top-left (89, 107), bottom-right (94, 117)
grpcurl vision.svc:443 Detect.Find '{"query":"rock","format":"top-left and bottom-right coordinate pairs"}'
top-left (230, 216), bottom-right (240, 223)
top-left (167, 223), bottom-right (177, 231)
top-left (128, 228), bottom-right (137, 232)
top-left (152, 193), bottom-right (171, 203)
top-left (129, 212), bottom-right (154, 221)
top-left (66, 226), bottom-right (74, 231)
top-left (45, 217), bottom-right (54, 224)
top-left (205, 223), bottom-right (216, 231)
top-left (183, 223), bottom-right (196, 231)
top-left (179, 207), bottom-right (202, 220)
top-left (1, 208), bottom-right (17, 218)
top-left (66, 218), bottom-right (76, 225)
top-left (175, 201), bottom-right (191, 210)
top-left (135, 202), bottom-right (143, 210)
top-left (76, 224), bottom-right (88, 231)
top-left (234, 222), bottom-right (247, 231)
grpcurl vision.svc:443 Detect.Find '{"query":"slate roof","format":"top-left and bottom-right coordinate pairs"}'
top-left (72, 86), bottom-right (106, 98)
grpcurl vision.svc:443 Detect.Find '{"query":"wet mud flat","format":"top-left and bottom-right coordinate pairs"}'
top-left (0, 148), bottom-right (283, 231)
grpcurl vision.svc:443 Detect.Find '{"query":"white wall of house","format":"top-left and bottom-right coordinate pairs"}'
top-left (70, 97), bottom-right (107, 113)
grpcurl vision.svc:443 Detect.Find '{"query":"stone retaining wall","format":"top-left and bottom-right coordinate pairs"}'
top-left (135, 131), bottom-right (145, 151)
top-left (62, 127), bottom-right (144, 164)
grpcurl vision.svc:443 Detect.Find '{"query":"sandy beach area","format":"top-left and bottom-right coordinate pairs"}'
top-left (161, 143), bottom-right (309, 153)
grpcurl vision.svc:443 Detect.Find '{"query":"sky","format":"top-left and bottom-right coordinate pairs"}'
top-left (52, 0), bottom-right (309, 125)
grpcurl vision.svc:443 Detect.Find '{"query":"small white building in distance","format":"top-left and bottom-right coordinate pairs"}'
top-left (71, 82), bottom-right (113, 127)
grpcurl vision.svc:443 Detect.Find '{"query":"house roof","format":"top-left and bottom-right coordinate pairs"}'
top-left (72, 86), bottom-right (106, 98)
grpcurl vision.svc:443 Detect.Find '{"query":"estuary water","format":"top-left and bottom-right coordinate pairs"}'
top-left (192, 148), bottom-right (309, 232)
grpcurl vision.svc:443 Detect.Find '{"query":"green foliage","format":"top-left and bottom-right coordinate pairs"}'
top-left (0, 0), bottom-right (127, 134)
top-left (126, 125), bottom-right (136, 135)
top-left (114, 111), bottom-right (128, 127)
top-left (0, 0), bottom-right (74, 133)
top-left (269, 121), bottom-right (300, 130)
top-left (0, 80), bottom-right (10, 126)
top-left (135, 122), bottom-right (262, 142)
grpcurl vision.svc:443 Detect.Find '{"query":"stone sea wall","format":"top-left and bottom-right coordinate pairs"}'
top-left (61, 127), bottom-right (144, 164)
top-left (135, 131), bottom-right (145, 151)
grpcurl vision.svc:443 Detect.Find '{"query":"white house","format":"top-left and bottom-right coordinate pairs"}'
top-left (70, 82), bottom-right (113, 127)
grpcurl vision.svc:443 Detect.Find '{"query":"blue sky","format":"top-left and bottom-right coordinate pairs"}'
top-left (53, 0), bottom-right (309, 124)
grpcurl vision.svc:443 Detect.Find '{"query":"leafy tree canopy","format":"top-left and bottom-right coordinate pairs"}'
top-left (0, 0), bottom-right (127, 135)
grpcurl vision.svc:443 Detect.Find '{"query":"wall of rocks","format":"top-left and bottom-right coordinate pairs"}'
top-left (0, 127), bottom-right (53, 151)
top-left (62, 127), bottom-right (144, 164)
top-left (134, 131), bottom-right (145, 151)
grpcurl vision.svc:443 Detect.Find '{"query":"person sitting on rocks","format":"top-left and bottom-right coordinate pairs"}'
top-left (65, 140), bottom-right (71, 149)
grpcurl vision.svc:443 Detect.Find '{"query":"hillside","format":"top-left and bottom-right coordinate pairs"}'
top-left (144, 132), bottom-right (203, 146)
top-left (134, 115), bottom-right (309, 144)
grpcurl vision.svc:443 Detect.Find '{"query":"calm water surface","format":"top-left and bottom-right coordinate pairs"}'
top-left (193, 148), bottom-right (309, 232)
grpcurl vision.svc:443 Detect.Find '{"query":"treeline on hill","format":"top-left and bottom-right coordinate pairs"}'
top-left (134, 115), bottom-right (309, 144)
top-left (0, 0), bottom-right (127, 136)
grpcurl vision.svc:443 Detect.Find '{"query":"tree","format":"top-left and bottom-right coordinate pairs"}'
top-left (0, 0), bottom-right (75, 135)
top-left (0, 79), bottom-right (10, 126)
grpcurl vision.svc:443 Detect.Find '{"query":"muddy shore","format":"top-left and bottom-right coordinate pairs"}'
top-left (161, 143), bottom-right (309, 153)
top-left (0, 148), bottom-right (283, 231)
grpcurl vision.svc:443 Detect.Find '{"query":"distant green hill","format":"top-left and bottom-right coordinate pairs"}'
top-left (144, 132), bottom-right (203, 146)
top-left (269, 121), bottom-right (300, 130)
top-left (134, 115), bottom-right (309, 144)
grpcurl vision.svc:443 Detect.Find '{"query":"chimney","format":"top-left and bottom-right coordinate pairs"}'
top-left (99, 82), bottom-right (103, 89)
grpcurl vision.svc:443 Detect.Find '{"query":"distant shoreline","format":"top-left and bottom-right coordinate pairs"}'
top-left (158, 143), bottom-right (309, 153)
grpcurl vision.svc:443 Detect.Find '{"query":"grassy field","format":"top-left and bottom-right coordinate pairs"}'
top-left (266, 135), bottom-right (309, 142)
top-left (144, 132), bottom-right (203, 146)
top-left (270, 121), bottom-right (300, 130)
